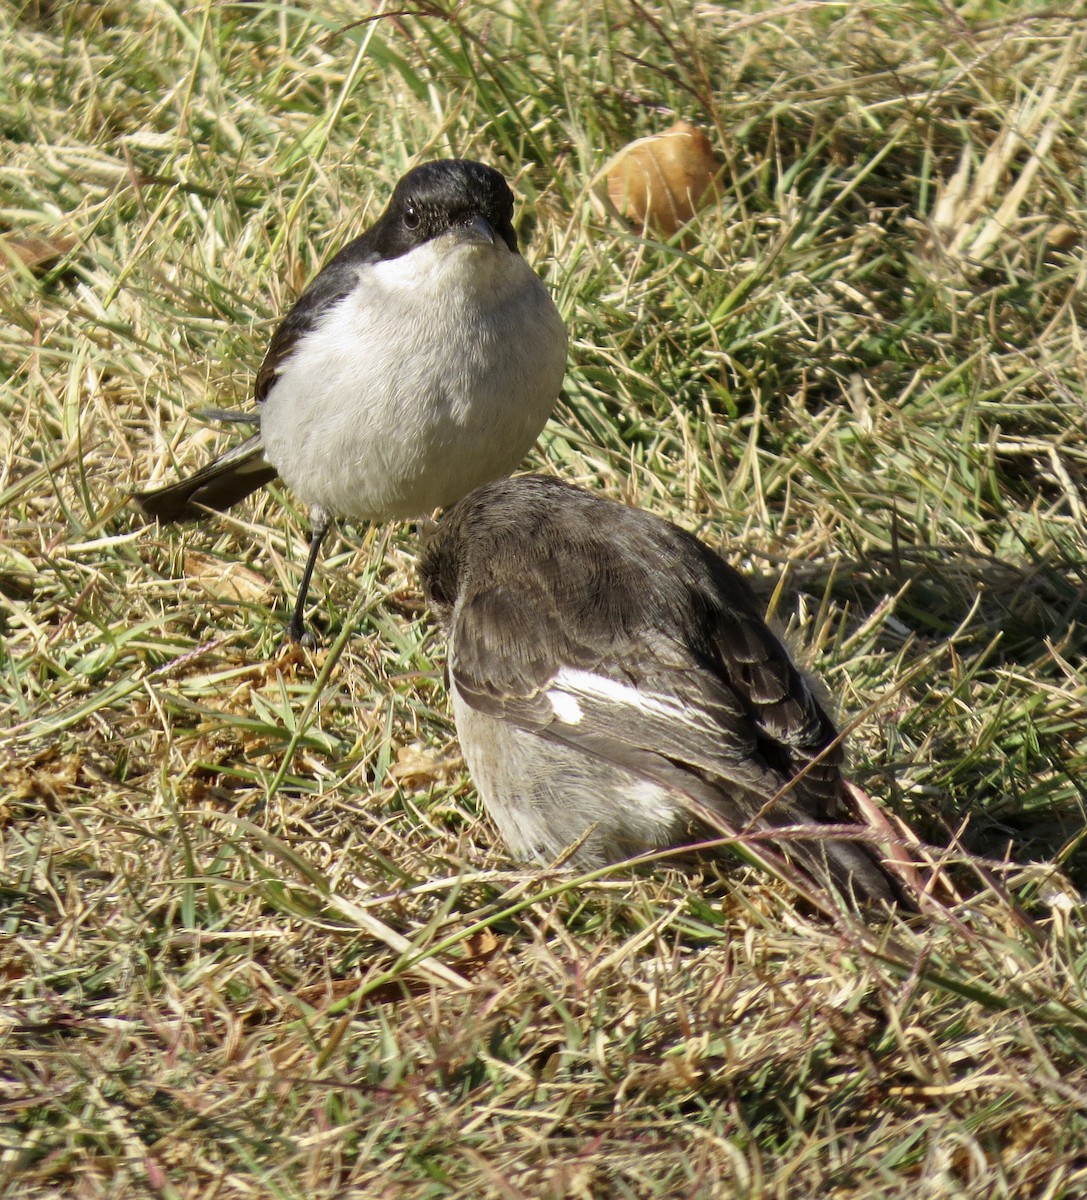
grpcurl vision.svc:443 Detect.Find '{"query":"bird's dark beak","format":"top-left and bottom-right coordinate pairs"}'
top-left (456, 214), bottom-right (498, 245)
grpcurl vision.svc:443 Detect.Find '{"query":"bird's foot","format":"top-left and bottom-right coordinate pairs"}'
top-left (284, 616), bottom-right (318, 650)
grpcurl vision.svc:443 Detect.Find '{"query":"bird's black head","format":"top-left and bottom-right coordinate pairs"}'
top-left (370, 159), bottom-right (519, 261)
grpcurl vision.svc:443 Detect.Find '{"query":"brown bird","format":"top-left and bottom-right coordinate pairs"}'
top-left (421, 475), bottom-right (904, 905)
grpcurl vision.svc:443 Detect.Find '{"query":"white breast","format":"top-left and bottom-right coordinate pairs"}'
top-left (259, 236), bottom-right (566, 521)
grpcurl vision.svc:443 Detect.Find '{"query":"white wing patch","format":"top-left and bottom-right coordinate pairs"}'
top-left (551, 667), bottom-right (689, 723)
top-left (546, 689), bottom-right (584, 725)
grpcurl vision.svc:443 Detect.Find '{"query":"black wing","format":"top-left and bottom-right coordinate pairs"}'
top-left (253, 244), bottom-right (374, 403)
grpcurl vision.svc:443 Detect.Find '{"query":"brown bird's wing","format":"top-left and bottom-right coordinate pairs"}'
top-left (447, 572), bottom-right (896, 904)
top-left (448, 578), bottom-right (821, 822)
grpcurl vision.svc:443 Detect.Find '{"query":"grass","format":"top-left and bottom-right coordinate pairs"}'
top-left (2, 0), bottom-right (1086, 1195)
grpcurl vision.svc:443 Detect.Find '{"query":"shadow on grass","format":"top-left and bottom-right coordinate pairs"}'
top-left (759, 542), bottom-right (1087, 890)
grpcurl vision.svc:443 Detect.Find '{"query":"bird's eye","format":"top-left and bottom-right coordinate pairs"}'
top-left (403, 202), bottom-right (420, 230)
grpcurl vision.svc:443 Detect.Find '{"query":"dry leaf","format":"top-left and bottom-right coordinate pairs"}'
top-left (0, 234), bottom-right (77, 274)
top-left (183, 551), bottom-right (272, 604)
top-left (388, 743), bottom-right (463, 789)
top-left (1045, 222), bottom-right (1079, 251)
top-left (460, 927), bottom-right (499, 965)
top-left (605, 120), bottom-right (719, 235)
top-left (1, 750), bottom-right (84, 808)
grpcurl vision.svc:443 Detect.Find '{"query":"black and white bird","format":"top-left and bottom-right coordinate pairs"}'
top-left (421, 475), bottom-right (903, 905)
top-left (136, 159), bottom-right (567, 642)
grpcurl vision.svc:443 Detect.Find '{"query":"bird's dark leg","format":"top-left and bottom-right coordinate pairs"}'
top-left (287, 507), bottom-right (330, 645)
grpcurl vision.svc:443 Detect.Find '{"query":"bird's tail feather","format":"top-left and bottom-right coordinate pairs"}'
top-left (195, 407), bottom-right (262, 426)
top-left (134, 434), bottom-right (279, 523)
top-left (679, 776), bottom-right (908, 907)
top-left (794, 832), bottom-right (906, 908)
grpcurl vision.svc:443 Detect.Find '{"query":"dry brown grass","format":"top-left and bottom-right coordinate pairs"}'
top-left (2, 1), bottom-right (1086, 1196)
